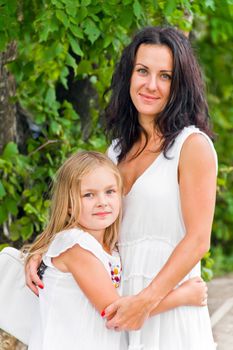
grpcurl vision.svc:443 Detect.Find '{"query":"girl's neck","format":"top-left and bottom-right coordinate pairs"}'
top-left (77, 224), bottom-right (105, 246)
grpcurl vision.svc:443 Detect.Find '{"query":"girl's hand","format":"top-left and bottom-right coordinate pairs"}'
top-left (104, 294), bottom-right (154, 331)
top-left (25, 254), bottom-right (43, 295)
top-left (177, 276), bottom-right (208, 306)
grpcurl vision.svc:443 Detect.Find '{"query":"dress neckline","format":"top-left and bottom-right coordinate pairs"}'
top-left (123, 152), bottom-right (163, 197)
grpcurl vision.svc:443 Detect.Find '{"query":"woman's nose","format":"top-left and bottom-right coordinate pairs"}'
top-left (146, 75), bottom-right (157, 91)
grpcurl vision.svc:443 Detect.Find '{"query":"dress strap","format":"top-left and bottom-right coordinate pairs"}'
top-left (168, 126), bottom-right (218, 175)
top-left (107, 139), bottom-right (120, 164)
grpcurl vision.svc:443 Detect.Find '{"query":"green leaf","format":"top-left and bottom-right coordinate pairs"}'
top-left (83, 18), bottom-right (101, 44)
top-left (133, 0), bottom-right (143, 19)
top-left (0, 244), bottom-right (9, 251)
top-left (56, 9), bottom-right (69, 28)
top-left (0, 32), bottom-right (7, 51)
top-left (122, 0), bottom-right (133, 4)
top-left (68, 34), bottom-right (84, 56)
top-left (38, 18), bottom-right (60, 42)
top-left (76, 59), bottom-right (92, 74)
top-left (103, 35), bottom-right (113, 49)
top-left (0, 205), bottom-right (7, 224)
top-left (76, 6), bottom-right (88, 22)
top-left (5, 198), bottom-right (18, 215)
top-left (118, 9), bottom-right (133, 28)
top-left (0, 181), bottom-right (6, 198)
top-left (2, 142), bottom-right (18, 159)
top-left (164, 0), bottom-right (177, 16)
top-left (60, 66), bottom-right (69, 88)
top-left (205, 0), bottom-right (216, 10)
top-left (81, 0), bottom-right (91, 5)
top-left (66, 53), bottom-right (78, 73)
top-left (65, 4), bottom-right (78, 17)
top-left (21, 222), bottom-right (34, 240)
top-left (69, 24), bottom-right (84, 39)
top-left (9, 222), bottom-right (21, 241)
top-left (45, 87), bottom-right (56, 106)
top-left (50, 120), bottom-right (62, 135)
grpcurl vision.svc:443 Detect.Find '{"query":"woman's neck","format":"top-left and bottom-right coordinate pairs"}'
top-left (139, 129), bottom-right (162, 152)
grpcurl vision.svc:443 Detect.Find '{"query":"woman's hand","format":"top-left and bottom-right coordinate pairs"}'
top-left (25, 254), bottom-right (43, 296)
top-left (104, 293), bottom-right (156, 331)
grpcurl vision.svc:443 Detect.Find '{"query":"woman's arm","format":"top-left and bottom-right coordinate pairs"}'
top-left (105, 134), bottom-right (216, 330)
top-left (54, 244), bottom-right (120, 313)
top-left (25, 254), bottom-right (43, 295)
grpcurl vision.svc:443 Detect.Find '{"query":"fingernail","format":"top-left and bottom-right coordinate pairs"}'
top-left (38, 284), bottom-right (44, 289)
top-left (101, 310), bottom-right (105, 317)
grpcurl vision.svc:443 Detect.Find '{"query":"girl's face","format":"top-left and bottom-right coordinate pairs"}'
top-left (130, 44), bottom-right (173, 124)
top-left (78, 166), bottom-right (121, 242)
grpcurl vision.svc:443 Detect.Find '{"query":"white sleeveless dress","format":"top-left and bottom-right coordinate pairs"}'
top-left (28, 228), bottom-right (123, 350)
top-left (108, 126), bottom-right (217, 350)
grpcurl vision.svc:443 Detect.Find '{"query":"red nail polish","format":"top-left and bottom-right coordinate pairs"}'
top-left (38, 284), bottom-right (44, 289)
top-left (101, 310), bottom-right (105, 317)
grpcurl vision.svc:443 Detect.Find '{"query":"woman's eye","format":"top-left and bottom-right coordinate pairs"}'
top-left (161, 73), bottom-right (172, 80)
top-left (137, 68), bottom-right (147, 75)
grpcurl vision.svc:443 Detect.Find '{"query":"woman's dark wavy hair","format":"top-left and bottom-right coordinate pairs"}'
top-left (105, 26), bottom-right (213, 162)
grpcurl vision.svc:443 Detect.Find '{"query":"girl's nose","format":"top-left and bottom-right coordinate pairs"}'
top-left (97, 194), bottom-right (107, 207)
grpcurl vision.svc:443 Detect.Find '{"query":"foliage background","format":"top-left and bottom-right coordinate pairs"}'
top-left (0, 0), bottom-right (233, 278)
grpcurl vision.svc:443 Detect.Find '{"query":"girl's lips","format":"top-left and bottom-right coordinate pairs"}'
top-left (93, 212), bottom-right (111, 217)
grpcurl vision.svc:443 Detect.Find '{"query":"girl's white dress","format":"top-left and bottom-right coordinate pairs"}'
top-left (108, 126), bottom-right (217, 350)
top-left (28, 228), bottom-right (123, 350)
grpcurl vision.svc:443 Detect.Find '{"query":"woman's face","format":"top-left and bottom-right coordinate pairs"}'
top-left (130, 44), bottom-right (173, 124)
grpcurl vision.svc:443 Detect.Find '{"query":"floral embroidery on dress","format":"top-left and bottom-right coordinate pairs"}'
top-left (109, 261), bottom-right (122, 288)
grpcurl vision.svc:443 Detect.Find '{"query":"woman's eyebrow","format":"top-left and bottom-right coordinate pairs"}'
top-left (135, 63), bottom-right (148, 68)
top-left (135, 63), bottom-right (172, 72)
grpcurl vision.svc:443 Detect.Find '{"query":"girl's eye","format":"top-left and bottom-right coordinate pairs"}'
top-left (161, 73), bottom-right (172, 80)
top-left (106, 189), bottom-right (116, 195)
top-left (83, 193), bottom-right (94, 198)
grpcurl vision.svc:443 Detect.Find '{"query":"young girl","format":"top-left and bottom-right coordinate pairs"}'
top-left (25, 151), bottom-right (207, 350)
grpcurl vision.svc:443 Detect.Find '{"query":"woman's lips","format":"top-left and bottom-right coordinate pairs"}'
top-left (139, 93), bottom-right (160, 101)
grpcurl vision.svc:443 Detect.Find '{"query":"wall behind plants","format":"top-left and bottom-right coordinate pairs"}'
top-left (0, 0), bottom-right (233, 278)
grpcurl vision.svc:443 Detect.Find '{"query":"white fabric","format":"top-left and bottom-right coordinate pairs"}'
top-left (108, 126), bottom-right (217, 350)
top-left (0, 247), bottom-right (38, 344)
top-left (28, 228), bottom-right (123, 350)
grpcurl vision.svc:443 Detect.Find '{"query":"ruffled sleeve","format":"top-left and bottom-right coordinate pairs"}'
top-left (43, 228), bottom-right (107, 269)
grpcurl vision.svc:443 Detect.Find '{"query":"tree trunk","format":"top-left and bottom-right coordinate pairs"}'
top-left (0, 330), bottom-right (27, 350)
top-left (0, 42), bottom-right (17, 154)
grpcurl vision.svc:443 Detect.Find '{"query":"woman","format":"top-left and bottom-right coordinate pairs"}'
top-left (104, 26), bottom-right (217, 349)
top-left (26, 27), bottom-right (217, 349)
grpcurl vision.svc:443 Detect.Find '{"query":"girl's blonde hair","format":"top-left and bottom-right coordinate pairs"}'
top-left (25, 151), bottom-right (123, 263)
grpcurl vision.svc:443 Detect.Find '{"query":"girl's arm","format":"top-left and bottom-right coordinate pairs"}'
top-left (53, 244), bottom-right (120, 313)
top-left (105, 134), bottom-right (216, 330)
top-left (149, 277), bottom-right (207, 317)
